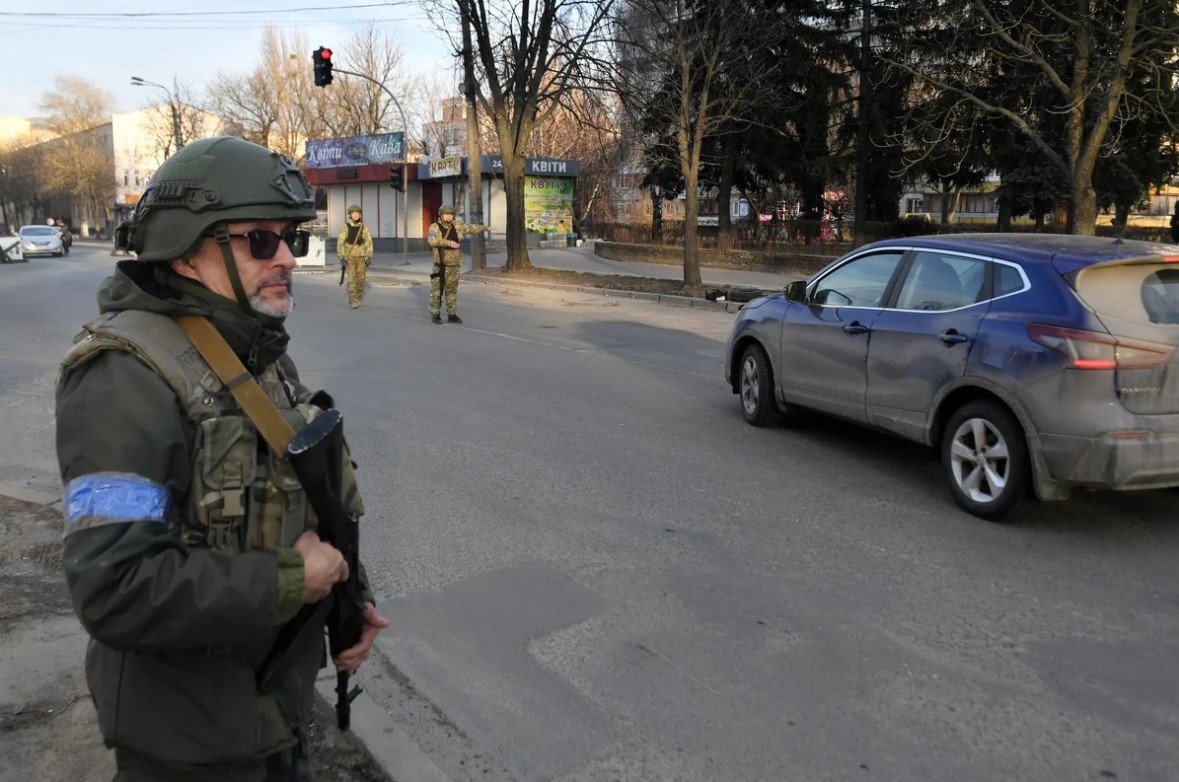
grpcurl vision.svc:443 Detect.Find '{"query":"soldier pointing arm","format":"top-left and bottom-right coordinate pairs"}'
top-left (425, 202), bottom-right (491, 324)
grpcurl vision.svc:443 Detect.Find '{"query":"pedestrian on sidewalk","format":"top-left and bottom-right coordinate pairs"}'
top-left (426, 203), bottom-right (490, 324)
top-left (55, 136), bottom-right (389, 781)
top-left (338, 204), bottom-right (373, 309)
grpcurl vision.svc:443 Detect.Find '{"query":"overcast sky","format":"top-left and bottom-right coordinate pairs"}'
top-left (5, 0), bottom-right (455, 121)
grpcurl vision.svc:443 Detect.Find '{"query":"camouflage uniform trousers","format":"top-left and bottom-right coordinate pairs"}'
top-left (429, 261), bottom-right (461, 316)
top-left (344, 255), bottom-right (368, 308)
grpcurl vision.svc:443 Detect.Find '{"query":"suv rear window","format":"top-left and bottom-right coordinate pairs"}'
top-left (1071, 262), bottom-right (1179, 325)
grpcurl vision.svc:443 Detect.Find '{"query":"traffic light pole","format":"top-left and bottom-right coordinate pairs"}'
top-left (460, 0), bottom-right (486, 271)
top-left (330, 67), bottom-right (410, 267)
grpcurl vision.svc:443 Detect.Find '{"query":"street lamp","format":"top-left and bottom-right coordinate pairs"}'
top-left (131, 76), bottom-right (182, 154)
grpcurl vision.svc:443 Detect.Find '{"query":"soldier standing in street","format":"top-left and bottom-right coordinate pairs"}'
top-left (56, 136), bottom-right (390, 781)
top-left (337, 204), bottom-right (373, 309)
top-left (426, 203), bottom-right (490, 324)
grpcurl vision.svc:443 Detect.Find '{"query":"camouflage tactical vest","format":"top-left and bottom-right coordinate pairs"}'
top-left (58, 310), bottom-right (352, 553)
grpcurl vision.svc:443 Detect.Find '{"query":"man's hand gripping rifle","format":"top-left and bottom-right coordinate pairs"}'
top-left (256, 407), bottom-right (367, 731)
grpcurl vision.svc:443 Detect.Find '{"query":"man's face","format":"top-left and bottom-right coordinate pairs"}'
top-left (441, 213), bottom-right (454, 223)
top-left (349, 211), bottom-right (361, 221)
top-left (171, 219), bottom-right (297, 319)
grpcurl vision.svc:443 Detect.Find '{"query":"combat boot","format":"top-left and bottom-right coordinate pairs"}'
top-left (447, 314), bottom-right (463, 324)
top-left (432, 314), bottom-right (443, 324)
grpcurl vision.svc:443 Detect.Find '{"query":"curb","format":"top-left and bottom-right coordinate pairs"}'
top-left (315, 672), bottom-right (453, 782)
top-left (0, 482), bottom-right (61, 509)
top-left (310, 262), bottom-right (757, 315)
top-left (462, 274), bottom-right (754, 314)
top-left (0, 482), bottom-right (448, 782)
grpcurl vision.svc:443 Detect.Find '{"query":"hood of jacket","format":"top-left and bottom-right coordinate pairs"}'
top-left (97, 261), bottom-right (290, 372)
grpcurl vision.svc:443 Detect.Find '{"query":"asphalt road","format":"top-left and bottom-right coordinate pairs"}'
top-left (2, 245), bottom-right (1177, 782)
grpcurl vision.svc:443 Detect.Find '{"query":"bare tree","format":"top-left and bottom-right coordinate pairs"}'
top-left (0, 135), bottom-right (51, 231)
top-left (425, 0), bottom-right (616, 271)
top-left (138, 79), bottom-right (215, 158)
top-left (37, 75), bottom-right (116, 236)
top-left (615, 0), bottom-right (778, 286)
top-left (322, 23), bottom-right (409, 137)
top-left (208, 25), bottom-right (414, 163)
top-left (207, 29), bottom-right (320, 161)
top-left (894, 0), bottom-right (1179, 235)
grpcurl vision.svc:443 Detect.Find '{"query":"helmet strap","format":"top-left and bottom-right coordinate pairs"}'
top-left (211, 224), bottom-right (254, 315)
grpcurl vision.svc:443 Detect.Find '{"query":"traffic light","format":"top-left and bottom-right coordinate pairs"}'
top-left (389, 165), bottom-right (404, 192)
top-left (312, 46), bottom-right (334, 87)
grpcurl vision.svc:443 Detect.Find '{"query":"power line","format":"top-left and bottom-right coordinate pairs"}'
top-left (0, 3), bottom-right (389, 18)
top-left (4, 17), bottom-right (430, 30)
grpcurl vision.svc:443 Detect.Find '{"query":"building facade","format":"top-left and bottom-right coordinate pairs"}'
top-left (303, 129), bottom-right (580, 252)
top-left (1, 105), bottom-right (224, 237)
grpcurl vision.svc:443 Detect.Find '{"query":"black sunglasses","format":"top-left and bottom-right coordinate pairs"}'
top-left (215, 228), bottom-right (310, 259)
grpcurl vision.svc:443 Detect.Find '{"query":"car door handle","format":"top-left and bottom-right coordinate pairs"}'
top-left (843, 322), bottom-right (869, 335)
top-left (938, 330), bottom-right (968, 346)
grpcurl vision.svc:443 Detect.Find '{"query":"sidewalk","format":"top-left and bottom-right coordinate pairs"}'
top-left (317, 244), bottom-right (807, 315)
top-left (0, 485), bottom-right (447, 782)
top-left (358, 244), bottom-right (803, 291)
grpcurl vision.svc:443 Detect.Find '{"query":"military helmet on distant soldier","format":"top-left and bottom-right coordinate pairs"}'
top-left (348, 204), bottom-right (362, 216)
top-left (438, 203), bottom-right (456, 217)
top-left (118, 136), bottom-right (316, 262)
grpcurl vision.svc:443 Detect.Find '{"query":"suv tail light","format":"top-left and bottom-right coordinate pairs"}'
top-left (1026, 323), bottom-right (1174, 369)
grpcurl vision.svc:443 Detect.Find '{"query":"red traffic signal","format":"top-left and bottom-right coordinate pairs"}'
top-left (313, 46), bottom-right (334, 88)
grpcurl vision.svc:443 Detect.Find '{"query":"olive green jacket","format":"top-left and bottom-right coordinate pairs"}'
top-left (56, 262), bottom-right (371, 767)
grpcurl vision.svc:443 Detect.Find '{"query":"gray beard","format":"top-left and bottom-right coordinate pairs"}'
top-left (251, 292), bottom-right (292, 319)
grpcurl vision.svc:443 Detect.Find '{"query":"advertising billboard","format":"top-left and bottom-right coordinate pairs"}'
top-left (305, 132), bottom-right (405, 169)
top-left (524, 176), bottom-right (575, 234)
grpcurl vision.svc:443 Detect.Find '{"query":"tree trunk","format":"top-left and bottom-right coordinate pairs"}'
top-left (946, 188), bottom-right (961, 224)
top-left (651, 188), bottom-right (663, 243)
top-left (717, 148), bottom-right (735, 237)
top-left (997, 194), bottom-right (1011, 232)
top-left (1114, 203), bottom-right (1131, 237)
top-left (1068, 178), bottom-right (1099, 236)
top-left (500, 151), bottom-right (532, 270)
top-left (682, 172), bottom-right (702, 287)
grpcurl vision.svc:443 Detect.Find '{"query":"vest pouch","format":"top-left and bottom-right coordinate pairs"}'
top-left (262, 450), bottom-right (311, 550)
top-left (191, 415), bottom-right (257, 553)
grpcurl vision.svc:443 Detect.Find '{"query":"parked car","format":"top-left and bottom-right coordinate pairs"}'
top-left (18, 225), bottom-right (64, 257)
top-left (724, 233), bottom-right (1179, 520)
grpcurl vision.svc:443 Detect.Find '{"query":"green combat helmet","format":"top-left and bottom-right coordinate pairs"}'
top-left (438, 203), bottom-right (456, 217)
top-left (347, 204), bottom-right (362, 217)
top-left (116, 136), bottom-right (316, 314)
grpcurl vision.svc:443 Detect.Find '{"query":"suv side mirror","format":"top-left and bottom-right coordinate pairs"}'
top-left (784, 280), bottom-right (808, 303)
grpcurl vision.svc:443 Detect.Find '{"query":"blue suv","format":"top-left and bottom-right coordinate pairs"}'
top-left (725, 233), bottom-right (1179, 520)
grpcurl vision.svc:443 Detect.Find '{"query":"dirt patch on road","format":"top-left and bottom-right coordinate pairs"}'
top-left (468, 265), bottom-right (772, 299)
top-left (0, 495), bottom-right (392, 782)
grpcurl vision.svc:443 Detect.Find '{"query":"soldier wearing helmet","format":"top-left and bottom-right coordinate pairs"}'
top-left (55, 137), bottom-right (389, 779)
top-left (425, 202), bottom-right (491, 323)
top-left (337, 203), bottom-right (373, 309)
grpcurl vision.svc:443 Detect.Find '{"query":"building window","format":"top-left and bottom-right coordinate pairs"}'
top-left (906, 198), bottom-right (923, 213)
top-left (124, 171), bottom-right (129, 186)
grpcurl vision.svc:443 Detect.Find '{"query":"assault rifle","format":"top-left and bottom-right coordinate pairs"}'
top-left (256, 407), bottom-right (367, 731)
top-left (430, 239), bottom-right (447, 296)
